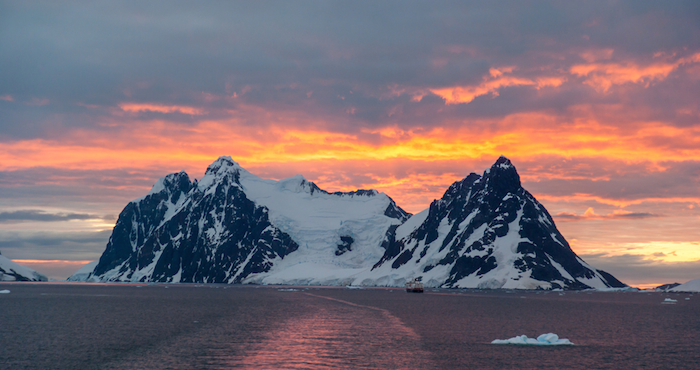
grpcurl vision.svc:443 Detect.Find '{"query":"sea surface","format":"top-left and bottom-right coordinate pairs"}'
top-left (0, 283), bottom-right (698, 369)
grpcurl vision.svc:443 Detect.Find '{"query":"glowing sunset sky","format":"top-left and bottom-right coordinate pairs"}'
top-left (1, 1), bottom-right (699, 288)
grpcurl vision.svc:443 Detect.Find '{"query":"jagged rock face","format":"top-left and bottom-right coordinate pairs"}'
top-left (85, 157), bottom-right (409, 284)
top-left (90, 161), bottom-right (300, 283)
top-left (0, 250), bottom-right (48, 282)
top-left (371, 156), bottom-right (626, 290)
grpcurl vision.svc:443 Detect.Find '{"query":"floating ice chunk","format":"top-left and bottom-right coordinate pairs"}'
top-left (277, 288), bottom-right (298, 291)
top-left (345, 285), bottom-right (364, 289)
top-left (492, 333), bottom-right (574, 345)
top-left (0, 289), bottom-right (9, 294)
top-left (662, 298), bottom-right (677, 304)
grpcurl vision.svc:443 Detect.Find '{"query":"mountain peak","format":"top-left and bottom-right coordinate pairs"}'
top-left (147, 171), bottom-right (191, 196)
top-left (205, 156), bottom-right (241, 176)
top-left (484, 155), bottom-right (521, 195)
top-left (494, 155), bottom-right (513, 169)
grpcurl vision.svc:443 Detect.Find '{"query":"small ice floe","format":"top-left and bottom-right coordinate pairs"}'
top-left (0, 289), bottom-right (10, 294)
top-left (277, 288), bottom-right (298, 292)
top-left (345, 285), bottom-right (364, 290)
top-left (492, 333), bottom-right (574, 346)
top-left (685, 298), bottom-right (691, 300)
top-left (662, 298), bottom-right (677, 304)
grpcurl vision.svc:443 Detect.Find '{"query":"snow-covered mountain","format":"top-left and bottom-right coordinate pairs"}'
top-left (78, 157), bottom-right (409, 284)
top-left (0, 250), bottom-right (48, 281)
top-left (670, 278), bottom-right (700, 292)
top-left (72, 156), bottom-right (625, 290)
top-left (363, 156), bottom-right (625, 290)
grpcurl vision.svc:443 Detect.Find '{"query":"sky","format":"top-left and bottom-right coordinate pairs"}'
top-left (1, 1), bottom-right (699, 288)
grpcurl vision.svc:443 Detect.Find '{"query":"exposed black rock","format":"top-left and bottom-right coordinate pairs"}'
top-left (89, 158), bottom-right (299, 283)
top-left (373, 156), bottom-right (626, 290)
top-left (335, 236), bottom-right (355, 256)
top-left (655, 283), bottom-right (681, 291)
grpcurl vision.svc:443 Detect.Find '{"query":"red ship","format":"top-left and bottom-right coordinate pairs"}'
top-left (405, 277), bottom-right (424, 293)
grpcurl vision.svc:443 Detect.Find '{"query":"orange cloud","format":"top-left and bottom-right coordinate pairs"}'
top-left (579, 48), bottom-right (614, 63)
top-left (431, 77), bottom-right (531, 104)
top-left (570, 52), bottom-right (700, 92)
top-left (555, 207), bottom-right (661, 221)
top-left (13, 259), bottom-right (93, 264)
top-left (538, 194), bottom-right (700, 208)
top-left (0, 94), bottom-right (13, 102)
top-left (119, 102), bottom-right (205, 115)
top-left (2, 110), bottom-right (700, 174)
top-left (430, 67), bottom-right (565, 104)
top-left (572, 241), bottom-right (700, 264)
top-left (2, 104), bottom-right (700, 214)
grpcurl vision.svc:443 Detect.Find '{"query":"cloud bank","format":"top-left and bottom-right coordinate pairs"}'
top-left (1, 1), bottom-right (699, 284)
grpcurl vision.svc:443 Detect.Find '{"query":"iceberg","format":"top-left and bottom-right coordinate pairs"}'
top-left (0, 289), bottom-right (10, 294)
top-left (492, 333), bottom-right (574, 345)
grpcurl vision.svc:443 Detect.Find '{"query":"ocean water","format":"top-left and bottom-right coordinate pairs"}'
top-left (0, 283), bottom-right (698, 369)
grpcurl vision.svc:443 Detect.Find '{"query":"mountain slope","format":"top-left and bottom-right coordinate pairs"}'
top-left (670, 278), bottom-right (700, 292)
top-left (0, 251), bottom-right (48, 281)
top-left (364, 156), bottom-right (626, 290)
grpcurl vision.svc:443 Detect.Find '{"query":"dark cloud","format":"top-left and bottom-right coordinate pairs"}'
top-left (554, 211), bottom-right (661, 221)
top-left (2, 1), bottom-right (699, 138)
top-left (0, 166), bottom-right (178, 208)
top-left (0, 230), bottom-right (111, 261)
top-left (580, 253), bottom-right (700, 286)
top-left (520, 158), bottom-right (700, 202)
top-left (0, 210), bottom-right (104, 223)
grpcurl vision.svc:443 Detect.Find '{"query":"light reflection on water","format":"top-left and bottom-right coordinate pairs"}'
top-left (4, 284), bottom-right (699, 369)
top-left (213, 293), bottom-right (435, 369)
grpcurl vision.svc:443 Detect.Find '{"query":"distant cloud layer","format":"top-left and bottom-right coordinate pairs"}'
top-left (0, 210), bottom-right (103, 223)
top-left (1, 1), bottom-right (699, 284)
top-left (554, 207), bottom-right (661, 221)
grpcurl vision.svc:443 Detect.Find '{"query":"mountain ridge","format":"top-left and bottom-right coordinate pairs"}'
top-left (0, 250), bottom-right (48, 282)
top-left (74, 156), bottom-right (625, 290)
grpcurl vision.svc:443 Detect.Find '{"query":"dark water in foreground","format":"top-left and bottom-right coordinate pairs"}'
top-left (0, 283), bottom-right (698, 369)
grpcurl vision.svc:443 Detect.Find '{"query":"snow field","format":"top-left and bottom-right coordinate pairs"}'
top-left (670, 278), bottom-right (700, 292)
